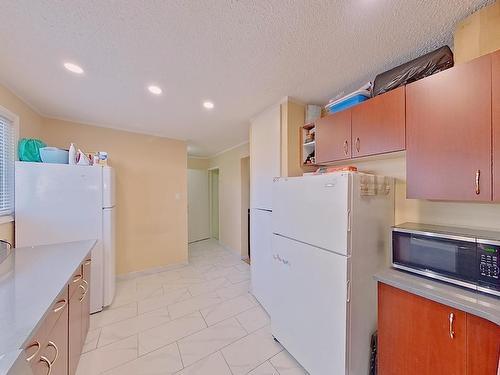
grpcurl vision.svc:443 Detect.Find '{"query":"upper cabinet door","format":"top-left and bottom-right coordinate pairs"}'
top-left (352, 86), bottom-right (406, 157)
top-left (493, 51), bottom-right (500, 201)
top-left (315, 109), bottom-right (352, 164)
top-left (406, 54), bottom-right (492, 201)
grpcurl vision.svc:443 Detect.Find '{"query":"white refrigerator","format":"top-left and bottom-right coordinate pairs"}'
top-left (249, 104), bottom-right (281, 315)
top-left (15, 162), bottom-right (116, 313)
top-left (271, 172), bottom-right (394, 375)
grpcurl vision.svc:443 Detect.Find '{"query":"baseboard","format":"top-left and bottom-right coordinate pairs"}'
top-left (116, 261), bottom-right (189, 281)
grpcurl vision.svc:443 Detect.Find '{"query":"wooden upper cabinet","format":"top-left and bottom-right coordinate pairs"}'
top-left (315, 109), bottom-right (352, 163)
top-left (493, 50), bottom-right (500, 201)
top-left (406, 54), bottom-right (492, 201)
top-left (351, 86), bottom-right (405, 157)
top-left (378, 283), bottom-right (467, 375)
top-left (466, 314), bottom-right (500, 375)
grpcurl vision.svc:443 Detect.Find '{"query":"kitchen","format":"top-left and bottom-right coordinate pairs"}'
top-left (1, 1), bottom-right (500, 375)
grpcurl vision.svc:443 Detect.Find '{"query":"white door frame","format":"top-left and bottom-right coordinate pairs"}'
top-left (208, 167), bottom-right (220, 241)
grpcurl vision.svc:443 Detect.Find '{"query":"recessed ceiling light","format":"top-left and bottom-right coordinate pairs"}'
top-left (203, 101), bottom-right (214, 109)
top-left (63, 62), bottom-right (84, 74)
top-left (148, 85), bottom-right (162, 95)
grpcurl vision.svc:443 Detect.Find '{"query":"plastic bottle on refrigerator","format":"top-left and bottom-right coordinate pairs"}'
top-left (68, 143), bottom-right (76, 165)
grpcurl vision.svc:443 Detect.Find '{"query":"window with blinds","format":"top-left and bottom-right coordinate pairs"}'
top-left (0, 114), bottom-right (15, 217)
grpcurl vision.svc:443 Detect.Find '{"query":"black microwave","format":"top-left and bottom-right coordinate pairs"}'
top-left (392, 223), bottom-right (500, 297)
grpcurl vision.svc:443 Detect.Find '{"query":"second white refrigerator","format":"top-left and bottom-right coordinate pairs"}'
top-left (271, 172), bottom-right (394, 375)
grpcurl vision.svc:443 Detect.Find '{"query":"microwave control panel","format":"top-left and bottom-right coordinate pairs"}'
top-left (478, 243), bottom-right (499, 281)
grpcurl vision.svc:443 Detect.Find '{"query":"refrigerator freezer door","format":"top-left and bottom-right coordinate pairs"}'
top-left (15, 162), bottom-right (104, 313)
top-left (250, 209), bottom-right (274, 315)
top-left (102, 207), bottom-right (116, 307)
top-left (271, 234), bottom-right (348, 375)
top-left (102, 166), bottom-right (115, 208)
top-left (272, 173), bottom-right (351, 255)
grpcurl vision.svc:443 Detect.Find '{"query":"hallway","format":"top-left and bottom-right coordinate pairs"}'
top-left (77, 239), bottom-right (308, 374)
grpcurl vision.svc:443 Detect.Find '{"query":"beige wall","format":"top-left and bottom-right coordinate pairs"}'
top-left (39, 118), bottom-right (188, 275)
top-left (187, 157), bottom-right (209, 170)
top-left (0, 82), bottom-right (188, 275)
top-left (352, 154), bottom-right (500, 229)
top-left (208, 143), bottom-right (250, 255)
top-left (0, 84), bottom-right (45, 244)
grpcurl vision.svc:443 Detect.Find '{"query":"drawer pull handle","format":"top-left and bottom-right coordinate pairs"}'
top-left (47, 341), bottom-right (59, 365)
top-left (84, 258), bottom-right (92, 266)
top-left (39, 356), bottom-right (52, 375)
top-left (355, 137), bottom-right (360, 153)
top-left (53, 299), bottom-right (67, 313)
top-left (343, 140), bottom-right (349, 156)
top-left (73, 274), bottom-right (83, 283)
top-left (25, 341), bottom-right (40, 362)
top-left (475, 170), bottom-right (480, 195)
top-left (79, 279), bottom-right (89, 302)
top-left (449, 312), bottom-right (455, 339)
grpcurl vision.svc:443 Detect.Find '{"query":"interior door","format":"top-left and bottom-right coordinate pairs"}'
top-left (271, 234), bottom-right (348, 375)
top-left (250, 209), bottom-right (273, 314)
top-left (187, 169), bottom-right (210, 242)
top-left (406, 54), bottom-right (492, 201)
top-left (315, 109), bottom-right (352, 163)
top-left (378, 283), bottom-right (466, 375)
top-left (351, 86), bottom-right (405, 157)
top-left (493, 50), bottom-right (500, 201)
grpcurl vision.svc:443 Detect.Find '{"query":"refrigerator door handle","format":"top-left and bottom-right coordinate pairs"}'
top-left (346, 280), bottom-right (351, 303)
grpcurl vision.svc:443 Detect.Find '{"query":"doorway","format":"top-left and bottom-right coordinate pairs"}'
top-left (240, 156), bottom-right (250, 260)
top-left (208, 168), bottom-right (220, 240)
top-left (187, 169), bottom-right (210, 243)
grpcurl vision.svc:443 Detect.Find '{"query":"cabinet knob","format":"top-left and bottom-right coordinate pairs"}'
top-left (449, 312), bottom-right (455, 339)
top-left (475, 170), bottom-right (481, 195)
top-left (343, 140), bottom-right (349, 156)
top-left (355, 137), bottom-right (360, 153)
top-left (79, 279), bottom-right (89, 302)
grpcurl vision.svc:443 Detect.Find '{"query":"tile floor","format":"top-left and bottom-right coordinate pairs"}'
top-left (77, 239), bottom-right (309, 375)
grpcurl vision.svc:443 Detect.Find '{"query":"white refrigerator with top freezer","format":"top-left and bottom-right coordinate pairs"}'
top-left (15, 162), bottom-right (116, 313)
top-left (271, 172), bottom-right (394, 375)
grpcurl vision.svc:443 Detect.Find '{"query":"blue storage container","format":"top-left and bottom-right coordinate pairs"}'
top-left (325, 94), bottom-right (369, 114)
top-left (39, 147), bottom-right (69, 164)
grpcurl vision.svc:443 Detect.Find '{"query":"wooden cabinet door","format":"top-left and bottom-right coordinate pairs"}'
top-left (351, 86), bottom-right (405, 157)
top-left (466, 314), bottom-right (500, 375)
top-left (406, 54), bottom-right (492, 201)
top-left (81, 256), bottom-right (91, 345)
top-left (378, 283), bottom-right (466, 375)
top-left (69, 283), bottom-right (84, 375)
top-left (493, 50), bottom-right (500, 201)
top-left (315, 109), bottom-right (352, 163)
top-left (46, 308), bottom-right (69, 375)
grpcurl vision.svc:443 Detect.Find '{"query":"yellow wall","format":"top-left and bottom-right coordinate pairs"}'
top-left (40, 118), bottom-right (188, 275)
top-left (0, 84), bottom-right (45, 244)
top-left (187, 157), bottom-right (209, 170)
top-left (0, 83), bottom-right (188, 275)
top-left (208, 143), bottom-right (250, 255)
top-left (352, 154), bottom-right (500, 229)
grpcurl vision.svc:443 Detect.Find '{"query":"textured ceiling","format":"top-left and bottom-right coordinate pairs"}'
top-left (0, 0), bottom-right (492, 156)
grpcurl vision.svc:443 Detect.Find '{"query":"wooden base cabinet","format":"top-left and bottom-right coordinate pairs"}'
top-left (24, 254), bottom-right (91, 375)
top-left (378, 283), bottom-right (500, 375)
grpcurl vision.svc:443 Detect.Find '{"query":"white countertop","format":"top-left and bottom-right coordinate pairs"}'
top-left (0, 240), bottom-right (96, 374)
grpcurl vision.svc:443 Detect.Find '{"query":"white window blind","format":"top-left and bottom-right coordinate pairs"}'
top-left (0, 114), bottom-right (14, 217)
